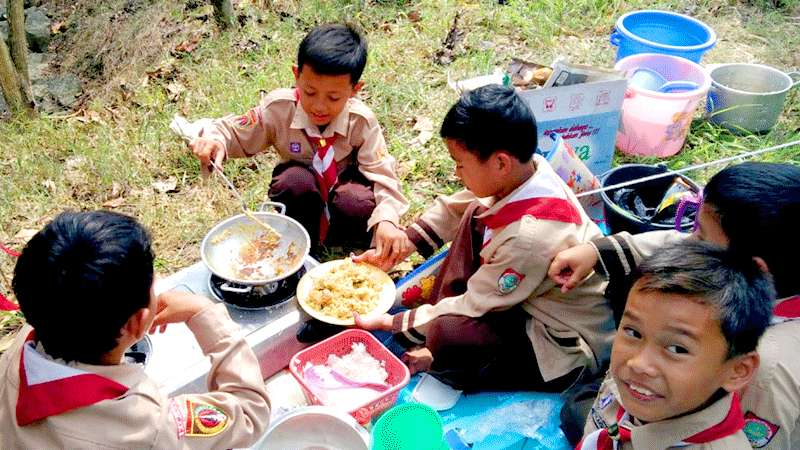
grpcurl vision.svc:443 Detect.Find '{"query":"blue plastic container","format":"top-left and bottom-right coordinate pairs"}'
top-left (610, 10), bottom-right (717, 63)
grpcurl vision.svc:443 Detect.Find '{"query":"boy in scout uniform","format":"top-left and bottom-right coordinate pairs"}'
top-left (0, 211), bottom-right (271, 449)
top-left (579, 240), bottom-right (773, 449)
top-left (355, 85), bottom-right (615, 392)
top-left (551, 162), bottom-right (800, 449)
top-left (191, 23), bottom-right (409, 259)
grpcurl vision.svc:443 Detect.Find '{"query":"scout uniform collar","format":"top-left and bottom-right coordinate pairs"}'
top-left (289, 88), bottom-right (351, 139)
top-left (16, 331), bottom-right (136, 426)
top-left (772, 295), bottom-right (800, 324)
top-left (578, 391), bottom-right (745, 449)
top-left (476, 154), bottom-right (582, 248)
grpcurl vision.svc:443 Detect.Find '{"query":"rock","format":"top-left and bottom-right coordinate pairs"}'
top-left (0, 91), bottom-right (7, 115)
top-left (25, 7), bottom-right (50, 52)
top-left (0, 21), bottom-right (7, 43)
top-left (46, 74), bottom-right (81, 108)
top-left (27, 52), bottom-right (51, 82)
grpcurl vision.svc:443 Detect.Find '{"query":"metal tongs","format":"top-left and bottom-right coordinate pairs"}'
top-left (208, 160), bottom-right (281, 239)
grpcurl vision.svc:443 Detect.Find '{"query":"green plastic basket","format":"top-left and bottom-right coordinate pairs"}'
top-left (371, 403), bottom-right (449, 450)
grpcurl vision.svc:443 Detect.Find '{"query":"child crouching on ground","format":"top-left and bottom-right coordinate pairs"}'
top-left (355, 85), bottom-right (615, 392)
top-left (0, 211), bottom-right (270, 448)
top-left (552, 162), bottom-right (800, 448)
top-left (580, 240), bottom-right (773, 449)
top-left (190, 23), bottom-right (409, 257)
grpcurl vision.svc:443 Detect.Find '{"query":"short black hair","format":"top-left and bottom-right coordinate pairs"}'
top-left (704, 162), bottom-right (800, 298)
top-left (632, 240), bottom-right (774, 359)
top-left (440, 84), bottom-right (538, 162)
top-left (297, 23), bottom-right (368, 85)
top-left (13, 210), bottom-right (155, 364)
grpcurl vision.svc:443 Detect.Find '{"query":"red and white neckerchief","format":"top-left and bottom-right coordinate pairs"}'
top-left (294, 88), bottom-right (338, 241)
top-left (16, 331), bottom-right (129, 426)
top-left (577, 393), bottom-right (745, 450)
top-left (772, 295), bottom-right (800, 325)
top-left (481, 161), bottom-right (582, 249)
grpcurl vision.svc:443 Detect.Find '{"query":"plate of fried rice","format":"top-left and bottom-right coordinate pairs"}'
top-left (296, 258), bottom-right (396, 325)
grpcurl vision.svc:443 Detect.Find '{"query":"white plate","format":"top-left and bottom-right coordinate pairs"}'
top-left (296, 259), bottom-right (395, 326)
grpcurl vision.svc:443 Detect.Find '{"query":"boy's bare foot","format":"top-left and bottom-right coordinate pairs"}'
top-left (402, 346), bottom-right (433, 374)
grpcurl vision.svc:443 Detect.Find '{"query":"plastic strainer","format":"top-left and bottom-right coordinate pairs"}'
top-left (371, 403), bottom-right (449, 450)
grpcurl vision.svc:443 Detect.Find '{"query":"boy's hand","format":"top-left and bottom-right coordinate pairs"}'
top-left (402, 347), bottom-right (433, 375)
top-left (547, 243), bottom-right (598, 293)
top-left (358, 222), bottom-right (415, 271)
top-left (149, 290), bottom-right (214, 333)
top-left (353, 312), bottom-right (393, 331)
top-left (190, 137), bottom-right (226, 175)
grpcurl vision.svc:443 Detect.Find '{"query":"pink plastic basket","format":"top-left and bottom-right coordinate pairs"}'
top-left (289, 329), bottom-right (410, 422)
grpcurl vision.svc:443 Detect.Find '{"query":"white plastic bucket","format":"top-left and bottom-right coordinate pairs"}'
top-left (615, 53), bottom-right (711, 157)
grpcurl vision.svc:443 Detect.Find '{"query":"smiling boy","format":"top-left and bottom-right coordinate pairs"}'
top-left (191, 23), bottom-right (408, 257)
top-left (580, 240), bottom-right (773, 449)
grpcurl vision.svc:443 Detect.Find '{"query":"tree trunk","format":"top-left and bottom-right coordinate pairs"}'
top-left (210, 0), bottom-right (236, 29)
top-left (0, 38), bottom-right (25, 116)
top-left (8, 0), bottom-right (29, 87)
top-left (4, 0), bottom-right (34, 116)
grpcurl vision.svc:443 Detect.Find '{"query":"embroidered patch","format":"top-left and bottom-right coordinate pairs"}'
top-left (234, 108), bottom-right (260, 129)
top-left (497, 268), bottom-right (525, 295)
top-left (185, 400), bottom-right (229, 437)
top-left (598, 393), bottom-right (614, 410)
top-left (289, 142), bottom-right (302, 153)
top-left (743, 411), bottom-right (779, 448)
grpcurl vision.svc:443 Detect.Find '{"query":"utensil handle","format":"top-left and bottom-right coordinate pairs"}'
top-left (259, 201), bottom-right (287, 215)
top-left (210, 161), bottom-right (248, 210)
top-left (788, 71), bottom-right (800, 89)
top-left (220, 283), bottom-right (253, 294)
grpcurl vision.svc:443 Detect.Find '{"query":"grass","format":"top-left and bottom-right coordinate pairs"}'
top-left (0, 0), bottom-right (798, 302)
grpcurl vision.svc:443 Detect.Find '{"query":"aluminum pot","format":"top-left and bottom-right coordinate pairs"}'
top-left (706, 63), bottom-right (800, 133)
top-left (251, 406), bottom-right (370, 450)
top-left (200, 202), bottom-right (310, 293)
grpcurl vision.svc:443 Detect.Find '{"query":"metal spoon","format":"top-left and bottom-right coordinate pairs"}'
top-left (208, 160), bottom-right (281, 239)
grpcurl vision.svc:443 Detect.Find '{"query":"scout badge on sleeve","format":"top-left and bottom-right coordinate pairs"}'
top-left (498, 268), bottom-right (525, 295)
top-left (743, 411), bottom-right (779, 448)
top-left (234, 108), bottom-right (261, 129)
top-left (184, 399), bottom-right (229, 437)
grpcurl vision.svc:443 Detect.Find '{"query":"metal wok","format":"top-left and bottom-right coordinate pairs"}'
top-left (200, 202), bottom-right (310, 293)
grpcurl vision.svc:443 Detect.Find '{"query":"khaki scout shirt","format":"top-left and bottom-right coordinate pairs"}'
top-left (201, 87), bottom-right (409, 230)
top-left (399, 155), bottom-right (615, 382)
top-left (592, 231), bottom-right (800, 449)
top-left (584, 377), bottom-right (752, 449)
top-left (0, 304), bottom-right (270, 449)
top-left (739, 300), bottom-right (800, 450)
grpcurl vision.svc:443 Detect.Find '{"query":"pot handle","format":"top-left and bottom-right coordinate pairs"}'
top-left (609, 28), bottom-right (621, 47)
top-left (220, 283), bottom-right (253, 294)
top-left (258, 201), bottom-right (287, 215)
top-left (788, 71), bottom-right (800, 89)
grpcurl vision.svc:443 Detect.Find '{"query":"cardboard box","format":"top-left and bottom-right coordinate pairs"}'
top-left (518, 77), bottom-right (627, 176)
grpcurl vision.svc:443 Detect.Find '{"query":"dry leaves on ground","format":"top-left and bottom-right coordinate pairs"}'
top-left (409, 115), bottom-right (435, 147)
top-left (152, 177), bottom-right (179, 194)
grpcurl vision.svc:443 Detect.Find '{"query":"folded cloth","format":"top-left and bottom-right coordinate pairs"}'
top-left (169, 115), bottom-right (215, 144)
